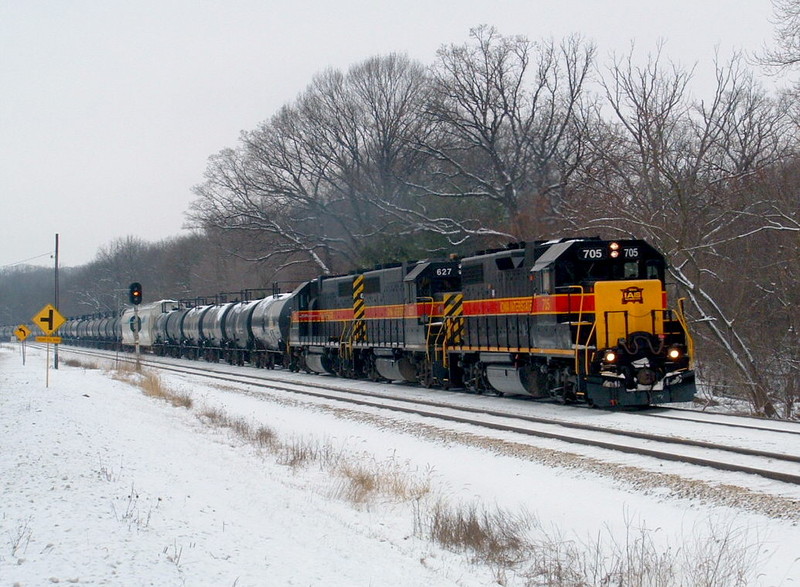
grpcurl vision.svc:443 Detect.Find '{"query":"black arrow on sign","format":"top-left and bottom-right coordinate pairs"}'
top-left (38, 309), bottom-right (54, 331)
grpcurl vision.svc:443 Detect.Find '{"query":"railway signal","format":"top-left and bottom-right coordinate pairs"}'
top-left (129, 282), bottom-right (143, 305)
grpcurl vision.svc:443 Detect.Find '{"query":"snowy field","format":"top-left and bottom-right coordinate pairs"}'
top-left (2, 343), bottom-right (799, 586)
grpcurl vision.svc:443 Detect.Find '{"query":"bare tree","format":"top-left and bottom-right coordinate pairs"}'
top-left (572, 47), bottom-right (794, 416)
top-left (418, 26), bottom-right (595, 239)
top-left (759, 0), bottom-right (800, 71)
top-left (189, 54), bottom-right (450, 272)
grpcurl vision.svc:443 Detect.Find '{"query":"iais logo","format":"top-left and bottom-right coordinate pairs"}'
top-left (621, 286), bottom-right (644, 304)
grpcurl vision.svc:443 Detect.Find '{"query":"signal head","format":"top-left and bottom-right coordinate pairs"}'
top-left (129, 282), bottom-right (143, 305)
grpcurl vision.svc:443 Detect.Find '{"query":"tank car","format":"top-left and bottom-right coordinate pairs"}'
top-left (154, 306), bottom-right (190, 357)
top-left (222, 299), bottom-right (260, 365)
top-left (179, 304), bottom-right (213, 359)
top-left (249, 293), bottom-right (292, 368)
top-left (200, 302), bottom-right (236, 361)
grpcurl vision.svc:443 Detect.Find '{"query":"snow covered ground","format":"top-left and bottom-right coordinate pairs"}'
top-left (2, 343), bottom-right (799, 586)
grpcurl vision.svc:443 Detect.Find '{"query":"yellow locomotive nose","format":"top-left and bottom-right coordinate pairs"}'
top-left (593, 279), bottom-right (665, 348)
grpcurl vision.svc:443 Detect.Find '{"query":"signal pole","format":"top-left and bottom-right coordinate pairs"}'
top-left (129, 282), bottom-right (143, 368)
top-left (54, 233), bottom-right (59, 370)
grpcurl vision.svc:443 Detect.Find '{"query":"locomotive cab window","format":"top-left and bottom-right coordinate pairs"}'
top-left (533, 269), bottom-right (553, 294)
top-left (646, 259), bottom-right (664, 281)
top-left (431, 275), bottom-right (460, 296)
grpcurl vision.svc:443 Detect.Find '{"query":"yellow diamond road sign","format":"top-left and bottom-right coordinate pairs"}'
top-left (14, 324), bottom-right (31, 341)
top-left (32, 304), bottom-right (66, 336)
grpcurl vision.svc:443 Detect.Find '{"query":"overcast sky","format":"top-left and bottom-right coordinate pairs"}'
top-left (0, 0), bottom-right (781, 269)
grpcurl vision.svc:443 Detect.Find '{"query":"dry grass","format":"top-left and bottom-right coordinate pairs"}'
top-left (198, 405), bottom-right (227, 426)
top-left (139, 371), bottom-right (193, 408)
top-left (199, 407), bottom-right (278, 449)
top-left (335, 462), bottom-right (380, 503)
top-left (418, 500), bottom-right (533, 568)
top-left (101, 365), bottom-right (763, 585)
top-left (412, 500), bottom-right (763, 586)
top-left (275, 436), bottom-right (323, 469)
top-left (110, 365), bottom-right (192, 409)
top-left (110, 362), bottom-right (138, 383)
top-left (335, 458), bottom-right (431, 504)
top-left (63, 358), bottom-right (100, 369)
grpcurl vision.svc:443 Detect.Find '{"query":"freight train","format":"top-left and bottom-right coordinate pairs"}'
top-left (5, 237), bottom-right (697, 408)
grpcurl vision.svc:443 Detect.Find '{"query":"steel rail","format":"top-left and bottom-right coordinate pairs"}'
top-left (56, 345), bottom-right (800, 487)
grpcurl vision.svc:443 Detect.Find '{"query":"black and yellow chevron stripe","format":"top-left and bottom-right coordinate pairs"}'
top-left (443, 293), bottom-right (464, 345)
top-left (352, 275), bottom-right (367, 342)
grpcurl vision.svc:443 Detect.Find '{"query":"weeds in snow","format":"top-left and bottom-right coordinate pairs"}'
top-left (140, 371), bottom-right (192, 408)
top-left (111, 365), bottom-right (193, 409)
top-left (97, 364), bottom-right (766, 585)
top-left (7, 516), bottom-right (33, 557)
top-left (112, 483), bottom-right (153, 531)
top-left (96, 457), bottom-right (123, 482)
top-left (336, 457), bottom-right (431, 504)
top-left (63, 358), bottom-right (99, 370)
top-left (416, 500), bottom-right (533, 568)
top-left (163, 539), bottom-right (183, 567)
top-left (199, 408), bottom-right (278, 450)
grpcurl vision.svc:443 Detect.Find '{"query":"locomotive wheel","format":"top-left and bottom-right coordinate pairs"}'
top-left (419, 364), bottom-right (434, 388)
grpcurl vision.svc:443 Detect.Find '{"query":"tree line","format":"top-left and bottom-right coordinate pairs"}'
top-left (3, 16), bottom-right (798, 417)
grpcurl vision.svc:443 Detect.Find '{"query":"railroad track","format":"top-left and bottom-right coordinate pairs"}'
top-left (642, 406), bottom-right (800, 436)
top-left (54, 345), bottom-right (800, 488)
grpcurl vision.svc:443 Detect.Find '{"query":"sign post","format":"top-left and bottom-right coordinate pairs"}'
top-left (14, 325), bottom-right (31, 365)
top-left (32, 304), bottom-right (66, 388)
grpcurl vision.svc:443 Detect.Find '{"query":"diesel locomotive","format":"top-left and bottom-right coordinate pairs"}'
top-left (31, 237), bottom-right (697, 408)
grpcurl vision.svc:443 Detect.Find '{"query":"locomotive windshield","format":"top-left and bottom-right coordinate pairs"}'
top-left (531, 240), bottom-right (667, 293)
top-left (560, 241), bottom-right (665, 286)
top-left (557, 257), bottom-right (664, 285)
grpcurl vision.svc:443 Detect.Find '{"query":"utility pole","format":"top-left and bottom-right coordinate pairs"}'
top-left (54, 233), bottom-right (59, 370)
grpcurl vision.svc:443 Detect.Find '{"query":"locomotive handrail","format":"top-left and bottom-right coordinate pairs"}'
top-left (416, 296), bottom-right (436, 362)
top-left (675, 298), bottom-right (695, 369)
top-left (436, 316), bottom-right (451, 369)
top-left (583, 321), bottom-right (598, 375)
top-left (556, 285), bottom-right (586, 376)
top-left (339, 319), bottom-right (355, 362)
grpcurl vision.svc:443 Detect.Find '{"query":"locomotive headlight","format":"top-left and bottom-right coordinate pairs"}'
top-left (667, 347), bottom-right (682, 361)
top-left (604, 350), bottom-right (617, 363)
top-left (609, 242), bottom-right (620, 258)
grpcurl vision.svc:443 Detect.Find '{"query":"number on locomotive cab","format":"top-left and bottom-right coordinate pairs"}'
top-left (579, 247), bottom-right (606, 260)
